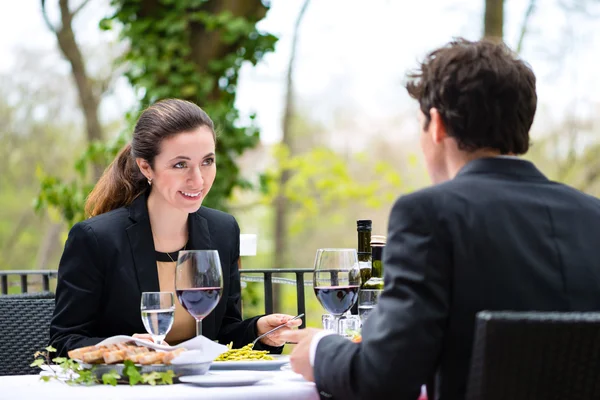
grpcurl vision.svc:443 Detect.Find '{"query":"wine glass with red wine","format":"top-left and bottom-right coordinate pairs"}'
top-left (175, 250), bottom-right (223, 337)
top-left (313, 248), bottom-right (361, 335)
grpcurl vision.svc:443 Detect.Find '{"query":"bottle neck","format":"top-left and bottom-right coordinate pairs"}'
top-left (357, 230), bottom-right (372, 261)
top-left (371, 244), bottom-right (385, 278)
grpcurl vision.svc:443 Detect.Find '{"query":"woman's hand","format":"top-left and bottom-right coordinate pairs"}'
top-left (256, 314), bottom-right (303, 347)
top-left (132, 333), bottom-right (170, 346)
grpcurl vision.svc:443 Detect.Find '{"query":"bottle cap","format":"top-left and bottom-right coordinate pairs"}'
top-left (371, 235), bottom-right (386, 245)
top-left (357, 220), bottom-right (372, 230)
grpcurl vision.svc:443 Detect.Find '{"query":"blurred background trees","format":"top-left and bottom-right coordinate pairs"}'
top-left (1, 0), bottom-right (599, 326)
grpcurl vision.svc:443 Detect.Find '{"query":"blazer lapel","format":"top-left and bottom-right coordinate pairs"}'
top-left (188, 211), bottom-right (212, 251)
top-left (126, 193), bottom-right (160, 294)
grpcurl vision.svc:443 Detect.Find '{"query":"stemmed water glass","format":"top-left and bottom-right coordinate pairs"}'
top-left (140, 291), bottom-right (175, 345)
top-left (313, 248), bottom-right (361, 335)
top-left (175, 250), bottom-right (223, 337)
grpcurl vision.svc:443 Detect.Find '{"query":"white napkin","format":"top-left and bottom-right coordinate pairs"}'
top-left (95, 335), bottom-right (229, 364)
top-left (240, 234), bottom-right (257, 256)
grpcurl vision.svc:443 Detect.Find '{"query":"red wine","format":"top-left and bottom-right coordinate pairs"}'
top-left (176, 287), bottom-right (221, 320)
top-left (314, 285), bottom-right (360, 315)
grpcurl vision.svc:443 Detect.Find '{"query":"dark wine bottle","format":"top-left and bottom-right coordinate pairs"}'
top-left (357, 220), bottom-right (372, 286)
top-left (363, 235), bottom-right (386, 290)
top-left (351, 220), bottom-right (372, 315)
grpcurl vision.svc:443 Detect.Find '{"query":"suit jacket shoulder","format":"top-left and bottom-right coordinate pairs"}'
top-left (197, 206), bottom-right (237, 229)
top-left (77, 207), bottom-right (130, 235)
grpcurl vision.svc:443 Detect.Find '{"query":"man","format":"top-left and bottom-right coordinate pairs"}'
top-left (282, 38), bottom-right (600, 400)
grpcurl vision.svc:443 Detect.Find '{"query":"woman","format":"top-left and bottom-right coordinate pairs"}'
top-left (50, 99), bottom-right (300, 356)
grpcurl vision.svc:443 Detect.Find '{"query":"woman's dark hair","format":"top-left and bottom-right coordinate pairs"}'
top-left (85, 99), bottom-right (215, 217)
top-left (405, 38), bottom-right (537, 154)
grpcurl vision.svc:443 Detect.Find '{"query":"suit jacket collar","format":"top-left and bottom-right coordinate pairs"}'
top-left (125, 190), bottom-right (213, 294)
top-left (455, 157), bottom-right (548, 181)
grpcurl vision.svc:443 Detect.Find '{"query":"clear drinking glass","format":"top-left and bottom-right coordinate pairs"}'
top-left (322, 313), bottom-right (361, 337)
top-left (140, 291), bottom-right (175, 345)
top-left (358, 289), bottom-right (381, 323)
top-left (175, 250), bottom-right (223, 336)
top-left (313, 248), bottom-right (361, 335)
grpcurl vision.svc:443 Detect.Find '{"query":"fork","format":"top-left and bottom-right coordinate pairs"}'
top-left (251, 313), bottom-right (305, 348)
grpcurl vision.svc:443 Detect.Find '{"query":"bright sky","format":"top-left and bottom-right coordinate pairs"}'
top-left (1, 0), bottom-right (599, 144)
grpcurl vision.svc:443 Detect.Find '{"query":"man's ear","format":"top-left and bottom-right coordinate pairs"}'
top-left (136, 158), bottom-right (152, 180)
top-left (429, 108), bottom-right (448, 144)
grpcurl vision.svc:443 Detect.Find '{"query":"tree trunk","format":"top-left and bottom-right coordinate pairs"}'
top-left (483, 0), bottom-right (504, 42)
top-left (138, 0), bottom-right (269, 103)
top-left (273, 0), bottom-right (311, 312)
top-left (43, 0), bottom-right (104, 180)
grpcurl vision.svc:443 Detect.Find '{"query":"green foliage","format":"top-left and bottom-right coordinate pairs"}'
top-left (101, 0), bottom-right (276, 211)
top-left (35, 134), bottom-right (128, 226)
top-left (31, 347), bottom-right (175, 386)
top-left (37, 0), bottom-right (277, 226)
top-left (261, 144), bottom-right (405, 234)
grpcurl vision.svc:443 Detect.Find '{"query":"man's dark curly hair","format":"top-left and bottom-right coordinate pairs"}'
top-left (406, 38), bottom-right (537, 154)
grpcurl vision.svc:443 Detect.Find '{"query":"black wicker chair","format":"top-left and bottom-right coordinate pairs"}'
top-left (2, 291), bottom-right (55, 299)
top-left (466, 311), bottom-right (600, 400)
top-left (0, 298), bottom-right (55, 375)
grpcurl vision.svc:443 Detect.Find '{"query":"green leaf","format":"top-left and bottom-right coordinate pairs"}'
top-left (73, 368), bottom-right (97, 385)
top-left (45, 346), bottom-right (57, 353)
top-left (141, 371), bottom-right (161, 386)
top-left (30, 359), bottom-right (45, 368)
top-left (102, 370), bottom-right (121, 386)
top-left (123, 360), bottom-right (142, 386)
top-left (40, 375), bottom-right (51, 382)
top-left (158, 370), bottom-right (175, 385)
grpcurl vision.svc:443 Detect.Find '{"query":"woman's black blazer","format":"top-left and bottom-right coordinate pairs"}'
top-left (49, 192), bottom-right (276, 356)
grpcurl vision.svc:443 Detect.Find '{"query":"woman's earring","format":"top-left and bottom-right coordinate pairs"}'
top-left (147, 178), bottom-right (152, 186)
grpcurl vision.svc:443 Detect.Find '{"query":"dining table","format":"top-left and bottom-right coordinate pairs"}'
top-left (0, 370), bottom-right (320, 400)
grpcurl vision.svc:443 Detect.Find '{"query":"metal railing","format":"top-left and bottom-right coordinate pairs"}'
top-left (240, 269), bottom-right (313, 328)
top-left (0, 269), bottom-right (313, 328)
top-left (0, 270), bottom-right (58, 295)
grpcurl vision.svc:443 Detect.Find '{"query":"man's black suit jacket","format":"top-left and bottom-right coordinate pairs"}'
top-left (49, 192), bottom-right (277, 356)
top-left (314, 158), bottom-right (600, 400)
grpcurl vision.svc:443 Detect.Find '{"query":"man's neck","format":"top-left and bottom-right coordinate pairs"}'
top-left (147, 190), bottom-right (188, 251)
top-left (447, 149), bottom-right (505, 179)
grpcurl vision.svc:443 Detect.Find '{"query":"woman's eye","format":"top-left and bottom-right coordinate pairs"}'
top-left (174, 161), bottom-right (186, 169)
top-left (203, 157), bottom-right (215, 166)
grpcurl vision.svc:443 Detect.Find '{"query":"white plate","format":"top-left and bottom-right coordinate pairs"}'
top-left (210, 354), bottom-right (290, 371)
top-left (179, 371), bottom-right (272, 387)
top-left (275, 370), bottom-right (308, 382)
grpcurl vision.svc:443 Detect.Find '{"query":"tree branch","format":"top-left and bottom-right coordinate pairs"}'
top-left (516, 0), bottom-right (536, 54)
top-left (55, 0), bottom-right (104, 179)
top-left (282, 0), bottom-right (311, 149)
top-left (40, 0), bottom-right (57, 33)
top-left (273, 0), bottom-right (311, 309)
top-left (72, 0), bottom-right (92, 17)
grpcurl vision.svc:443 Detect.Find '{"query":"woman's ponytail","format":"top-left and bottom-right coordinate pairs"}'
top-left (84, 143), bottom-right (147, 218)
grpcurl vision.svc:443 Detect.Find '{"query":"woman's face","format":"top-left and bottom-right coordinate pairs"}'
top-left (139, 126), bottom-right (216, 214)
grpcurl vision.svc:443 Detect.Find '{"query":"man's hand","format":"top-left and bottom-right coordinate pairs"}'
top-left (280, 328), bottom-right (323, 383)
top-left (256, 314), bottom-right (303, 347)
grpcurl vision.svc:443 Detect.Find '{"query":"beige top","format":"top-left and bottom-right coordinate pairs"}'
top-left (156, 260), bottom-right (196, 345)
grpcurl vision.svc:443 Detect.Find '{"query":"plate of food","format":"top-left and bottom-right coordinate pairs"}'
top-left (210, 343), bottom-right (290, 371)
top-left (67, 341), bottom-right (212, 380)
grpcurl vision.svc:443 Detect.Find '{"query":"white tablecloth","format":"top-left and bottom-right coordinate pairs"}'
top-left (0, 371), bottom-right (319, 400)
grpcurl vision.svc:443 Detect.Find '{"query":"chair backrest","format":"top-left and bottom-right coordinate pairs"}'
top-left (0, 298), bottom-right (55, 376)
top-left (1, 291), bottom-right (55, 300)
top-left (466, 311), bottom-right (600, 400)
